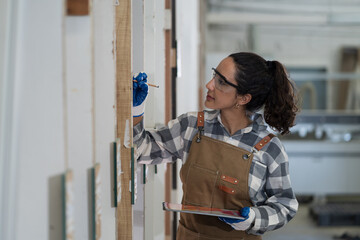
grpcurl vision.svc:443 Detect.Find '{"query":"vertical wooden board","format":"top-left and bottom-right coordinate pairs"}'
top-left (67, 0), bottom-right (89, 16)
top-left (165, 30), bottom-right (172, 122)
top-left (152, 0), bottom-right (166, 128)
top-left (164, 0), bottom-right (172, 237)
top-left (91, 164), bottom-right (102, 240)
top-left (114, 140), bottom-right (119, 207)
top-left (114, 0), bottom-right (132, 239)
top-left (198, 0), bottom-right (206, 111)
top-left (93, 164), bottom-right (102, 240)
top-left (143, 0), bottom-right (156, 128)
top-left (65, 12), bottom-right (93, 239)
top-left (91, 0), bottom-right (117, 237)
top-left (116, 138), bottom-right (122, 206)
top-left (62, 170), bottom-right (75, 240)
top-left (132, 0), bottom-right (145, 238)
top-left (49, 175), bottom-right (64, 240)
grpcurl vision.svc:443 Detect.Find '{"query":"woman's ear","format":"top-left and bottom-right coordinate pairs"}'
top-left (237, 93), bottom-right (252, 105)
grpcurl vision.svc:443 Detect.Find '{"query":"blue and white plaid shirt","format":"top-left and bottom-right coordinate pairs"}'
top-left (133, 110), bottom-right (298, 235)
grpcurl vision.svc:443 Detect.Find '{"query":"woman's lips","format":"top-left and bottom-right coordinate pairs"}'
top-left (206, 95), bottom-right (214, 101)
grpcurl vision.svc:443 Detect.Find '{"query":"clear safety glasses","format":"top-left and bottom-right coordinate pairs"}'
top-left (211, 68), bottom-right (239, 92)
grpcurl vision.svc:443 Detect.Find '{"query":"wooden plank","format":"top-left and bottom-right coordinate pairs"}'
top-left (165, 30), bottom-right (172, 236)
top-left (198, 0), bottom-right (207, 111)
top-left (91, 164), bottom-right (102, 240)
top-left (62, 170), bottom-right (75, 240)
top-left (114, 0), bottom-right (133, 239)
top-left (165, 0), bottom-right (172, 236)
top-left (67, 0), bottom-right (89, 16)
top-left (49, 175), bottom-right (63, 240)
top-left (164, 29), bottom-right (172, 238)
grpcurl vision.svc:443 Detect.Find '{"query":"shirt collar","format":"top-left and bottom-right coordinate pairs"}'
top-left (205, 109), bottom-right (219, 123)
top-left (249, 112), bottom-right (268, 133)
top-left (205, 109), bottom-right (267, 134)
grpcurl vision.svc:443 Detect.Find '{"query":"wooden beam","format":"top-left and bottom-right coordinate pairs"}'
top-left (115, 1), bottom-right (132, 239)
top-left (198, 0), bottom-right (206, 111)
top-left (164, 0), bottom-right (172, 237)
top-left (165, 29), bottom-right (172, 237)
top-left (66, 0), bottom-right (89, 16)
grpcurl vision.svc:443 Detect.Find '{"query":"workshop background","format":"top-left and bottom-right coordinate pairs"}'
top-left (1, 0), bottom-right (360, 240)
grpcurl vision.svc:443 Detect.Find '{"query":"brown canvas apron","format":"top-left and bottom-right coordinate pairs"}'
top-left (177, 112), bottom-right (273, 240)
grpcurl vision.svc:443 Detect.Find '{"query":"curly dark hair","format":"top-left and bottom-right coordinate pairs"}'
top-left (229, 52), bottom-right (299, 135)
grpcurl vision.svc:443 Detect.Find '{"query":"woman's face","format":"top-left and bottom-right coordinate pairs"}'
top-left (205, 57), bottom-right (241, 110)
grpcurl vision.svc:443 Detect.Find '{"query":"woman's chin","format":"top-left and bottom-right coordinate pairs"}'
top-left (204, 101), bottom-right (216, 110)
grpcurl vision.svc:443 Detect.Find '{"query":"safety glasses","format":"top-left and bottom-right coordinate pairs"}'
top-left (211, 68), bottom-right (239, 92)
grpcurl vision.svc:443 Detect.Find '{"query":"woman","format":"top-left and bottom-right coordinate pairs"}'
top-left (133, 52), bottom-right (299, 239)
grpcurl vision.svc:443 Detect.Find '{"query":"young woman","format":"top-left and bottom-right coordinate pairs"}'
top-left (133, 52), bottom-right (299, 239)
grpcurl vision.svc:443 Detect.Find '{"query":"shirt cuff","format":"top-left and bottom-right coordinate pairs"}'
top-left (133, 118), bottom-right (144, 144)
top-left (246, 207), bottom-right (263, 235)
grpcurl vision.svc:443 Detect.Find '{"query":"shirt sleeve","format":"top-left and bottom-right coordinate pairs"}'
top-left (133, 112), bottom-right (194, 164)
top-left (247, 141), bottom-right (299, 235)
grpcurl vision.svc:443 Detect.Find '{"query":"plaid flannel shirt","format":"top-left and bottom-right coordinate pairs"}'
top-left (133, 110), bottom-right (298, 235)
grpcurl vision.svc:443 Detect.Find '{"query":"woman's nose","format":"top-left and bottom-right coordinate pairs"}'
top-left (206, 78), bottom-right (215, 90)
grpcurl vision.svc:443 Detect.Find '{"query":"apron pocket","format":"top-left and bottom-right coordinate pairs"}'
top-left (184, 164), bottom-right (218, 207)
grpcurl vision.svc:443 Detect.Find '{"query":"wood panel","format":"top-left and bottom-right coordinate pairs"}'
top-left (93, 164), bottom-right (102, 240)
top-left (164, 0), bottom-right (172, 236)
top-left (338, 47), bottom-right (358, 109)
top-left (198, 0), bottom-right (207, 111)
top-left (114, 0), bottom-right (133, 239)
top-left (67, 0), bottom-right (89, 16)
top-left (62, 170), bottom-right (75, 240)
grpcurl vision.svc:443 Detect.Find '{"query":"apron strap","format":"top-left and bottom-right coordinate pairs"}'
top-left (254, 133), bottom-right (275, 151)
top-left (196, 112), bottom-right (204, 143)
top-left (243, 133), bottom-right (276, 160)
top-left (197, 111), bottom-right (204, 127)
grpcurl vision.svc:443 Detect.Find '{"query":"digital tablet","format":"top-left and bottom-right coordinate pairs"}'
top-left (162, 202), bottom-right (246, 220)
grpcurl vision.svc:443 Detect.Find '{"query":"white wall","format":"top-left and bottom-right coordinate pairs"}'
top-left (176, 0), bottom-right (200, 115)
top-left (0, 0), bottom-right (117, 239)
top-left (253, 25), bottom-right (360, 69)
top-left (207, 25), bottom-right (360, 69)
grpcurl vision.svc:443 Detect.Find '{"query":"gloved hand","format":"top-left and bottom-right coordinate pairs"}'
top-left (218, 207), bottom-right (255, 231)
top-left (133, 72), bottom-right (149, 117)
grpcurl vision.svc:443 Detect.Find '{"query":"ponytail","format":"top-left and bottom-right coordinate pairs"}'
top-left (264, 61), bottom-right (299, 135)
top-left (229, 52), bottom-right (299, 135)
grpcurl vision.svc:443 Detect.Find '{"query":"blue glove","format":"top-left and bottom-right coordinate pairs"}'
top-left (218, 207), bottom-right (255, 231)
top-left (133, 72), bottom-right (149, 117)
